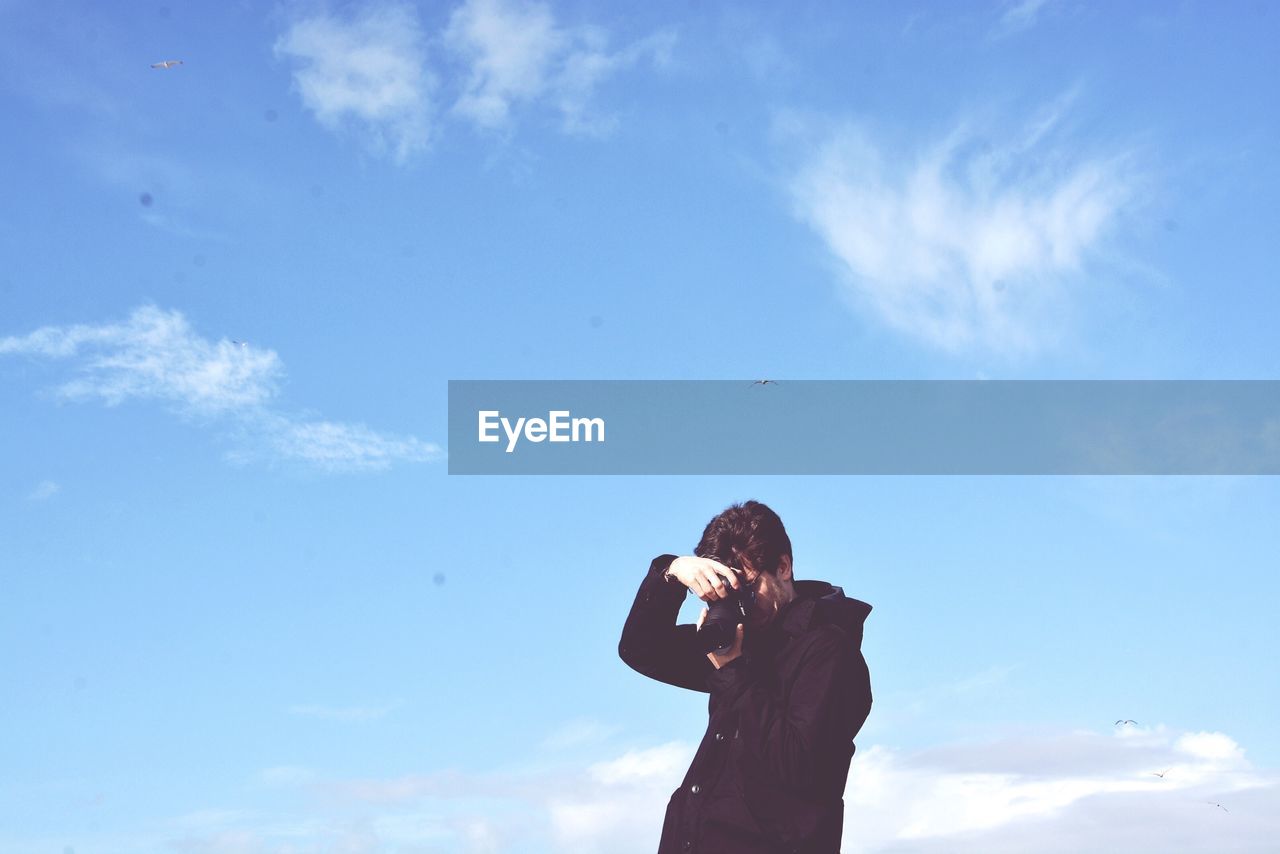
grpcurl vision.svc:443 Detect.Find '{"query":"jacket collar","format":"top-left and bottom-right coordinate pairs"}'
top-left (750, 580), bottom-right (827, 650)
top-left (777, 593), bottom-right (817, 637)
top-left (779, 579), bottom-right (843, 636)
top-left (757, 579), bottom-right (872, 645)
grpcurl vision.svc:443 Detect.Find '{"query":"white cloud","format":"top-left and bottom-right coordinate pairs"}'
top-left (311, 740), bottom-right (693, 852)
top-left (995, 0), bottom-right (1055, 38)
top-left (785, 100), bottom-right (1135, 356)
top-left (1177, 730), bottom-right (1247, 763)
top-left (69, 143), bottom-right (255, 242)
top-left (138, 211), bottom-right (232, 242)
top-left (286, 702), bottom-right (400, 722)
top-left (586, 741), bottom-right (688, 786)
top-left (545, 742), bottom-right (691, 852)
top-left (258, 765), bottom-right (320, 788)
top-left (443, 0), bottom-right (674, 135)
top-left (21, 726), bottom-right (1277, 853)
top-left (256, 414), bottom-right (442, 473)
top-left (444, 0), bottom-right (562, 129)
top-left (845, 726), bottom-right (1274, 851)
top-left (540, 718), bottom-right (623, 751)
top-left (274, 0), bottom-right (672, 157)
top-left (460, 818), bottom-right (504, 854)
top-left (275, 1), bottom-right (435, 163)
top-left (25, 479), bottom-right (60, 501)
top-left (0, 305), bottom-right (281, 414)
top-left (0, 305), bottom-right (442, 472)
top-left (311, 727), bottom-right (1277, 852)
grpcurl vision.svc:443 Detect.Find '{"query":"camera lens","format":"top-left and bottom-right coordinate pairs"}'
top-left (699, 592), bottom-right (745, 653)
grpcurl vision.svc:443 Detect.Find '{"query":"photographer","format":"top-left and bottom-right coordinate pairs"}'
top-left (619, 501), bottom-right (873, 854)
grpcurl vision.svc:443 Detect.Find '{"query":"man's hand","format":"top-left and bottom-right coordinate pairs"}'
top-left (697, 607), bottom-right (745, 669)
top-left (667, 555), bottom-right (741, 602)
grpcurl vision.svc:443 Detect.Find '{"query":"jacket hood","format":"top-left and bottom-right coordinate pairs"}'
top-left (792, 579), bottom-right (872, 648)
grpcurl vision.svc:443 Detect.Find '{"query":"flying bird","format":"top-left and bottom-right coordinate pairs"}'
top-left (1208, 802), bottom-right (1229, 813)
top-left (1152, 769), bottom-right (1170, 778)
top-left (1115, 719), bottom-right (1138, 726)
top-left (150, 60), bottom-right (184, 69)
top-left (231, 340), bottom-right (248, 348)
top-left (749, 380), bottom-right (779, 387)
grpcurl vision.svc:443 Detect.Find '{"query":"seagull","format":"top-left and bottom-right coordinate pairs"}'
top-left (231, 340), bottom-right (248, 348)
top-left (1208, 802), bottom-right (1229, 813)
top-left (749, 379), bottom-right (779, 387)
top-left (150, 60), bottom-right (184, 69)
top-left (1151, 769), bottom-right (1170, 778)
top-left (1115, 719), bottom-right (1138, 726)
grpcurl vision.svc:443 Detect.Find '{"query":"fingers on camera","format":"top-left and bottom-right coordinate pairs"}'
top-left (714, 566), bottom-right (739, 588)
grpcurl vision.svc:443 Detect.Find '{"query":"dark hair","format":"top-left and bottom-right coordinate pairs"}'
top-left (694, 500), bottom-right (793, 576)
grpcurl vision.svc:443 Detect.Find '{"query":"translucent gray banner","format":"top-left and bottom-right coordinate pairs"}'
top-left (446, 381), bottom-right (1280, 475)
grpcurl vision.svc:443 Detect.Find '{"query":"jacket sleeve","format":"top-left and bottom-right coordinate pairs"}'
top-left (707, 624), bottom-right (859, 790)
top-left (618, 554), bottom-right (714, 693)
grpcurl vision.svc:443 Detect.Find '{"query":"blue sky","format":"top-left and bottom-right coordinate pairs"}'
top-left (1, 0), bottom-right (1278, 851)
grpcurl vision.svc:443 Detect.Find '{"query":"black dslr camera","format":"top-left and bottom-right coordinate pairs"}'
top-left (697, 559), bottom-right (757, 654)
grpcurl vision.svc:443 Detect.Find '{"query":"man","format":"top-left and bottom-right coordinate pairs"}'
top-left (619, 500), bottom-right (873, 854)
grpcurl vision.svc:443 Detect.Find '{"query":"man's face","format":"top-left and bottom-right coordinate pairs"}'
top-left (739, 555), bottom-right (793, 628)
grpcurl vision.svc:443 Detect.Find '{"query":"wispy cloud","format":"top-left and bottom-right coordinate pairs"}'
top-left (287, 702), bottom-right (400, 722)
top-left (443, 0), bottom-right (674, 136)
top-left (274, 0), bottom-right (673, 160)
top-left (70, 145), bottom-right (247, 242)
top-left (0, 305), bottom-right (281, 413)
top-left (548, 742), bottom-right (690, 850)
top-left (275, 1), bottom-right (435, 163)
top-left (258, 765), bottom-right (321, 787)
top-left (25, 479), bottom-right (60, 501)
top-left (539, 718), bottom-right (623, 752)
top-left (443, 0), bottom-right (564, 130)
top-left (248, 412), bottom-right (442, 472)
top-left (994, 0), bottom-right (1055, 38)
top-left (137, 211), bottom-right (232, 242)
top-left (308, 739), bottom-right (693, 850)
top-left (21, 727), bottom-right (1277, 853)
top-left (847, 726), bottom-right (1275, 851)
top-left (784, 97), bottom-right (1137, 356)
top-left (0, 305), bottom-right (442, 472)
top-left (0, 5), bottom-right (126, 119)
top-left (871, 664), bottom-right (1019, 742)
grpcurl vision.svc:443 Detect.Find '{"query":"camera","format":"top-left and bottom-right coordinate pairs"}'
top-left (697, 567), bottom-right (756, 654)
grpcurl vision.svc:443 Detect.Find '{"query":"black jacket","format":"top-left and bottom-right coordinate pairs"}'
top-left (619, 555), bottom-right (873, 854)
